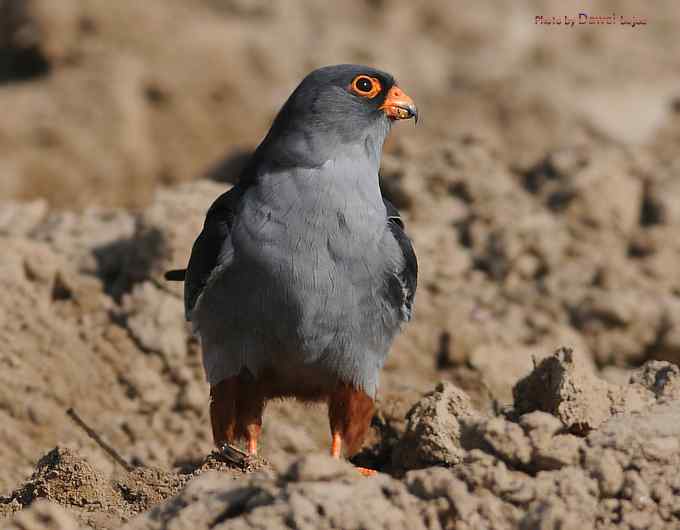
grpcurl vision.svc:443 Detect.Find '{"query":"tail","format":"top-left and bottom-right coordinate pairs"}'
top-left (164, 269), bottom-right (186, 282)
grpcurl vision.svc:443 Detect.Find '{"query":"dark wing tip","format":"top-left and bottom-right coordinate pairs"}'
top-left (164, 269), bottom-right (187, 282)
top-left (387, 214), bottom-right (404, 229)
top-left (383, 197), bottom-right (405, 227)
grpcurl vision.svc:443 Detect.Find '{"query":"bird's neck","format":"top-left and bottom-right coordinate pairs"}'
top-left (268, 150), bottom-right (383, 207)
top-left (243, 146), bottom-right (387, 242)
top-left (253, 117), bottom-right (390, 172)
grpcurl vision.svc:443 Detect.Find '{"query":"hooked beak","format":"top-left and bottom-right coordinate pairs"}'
top-left (379, 85), bottom-right (418, 124)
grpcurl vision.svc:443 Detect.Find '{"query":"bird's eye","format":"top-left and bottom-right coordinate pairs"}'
top-left (355, 77), bottom-right (373, 92)
top-left (350, 75), bottom-right (381, 98)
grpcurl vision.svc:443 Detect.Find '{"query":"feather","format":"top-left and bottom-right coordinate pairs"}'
top-left (184, 185), bottom-right (243, 321)
top-left (383, 198), bottom-right (418, 322)
top-left (164, 269), bottom-right (186, 281)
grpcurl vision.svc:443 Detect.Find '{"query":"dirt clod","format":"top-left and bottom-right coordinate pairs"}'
top-left (392, 382), bottom-right (480, 470)
top-left (513, 348), bottom-right (653, 433)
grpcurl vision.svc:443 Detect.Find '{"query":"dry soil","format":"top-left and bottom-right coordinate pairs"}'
top-left (2, 1), bottom-right (680, 529)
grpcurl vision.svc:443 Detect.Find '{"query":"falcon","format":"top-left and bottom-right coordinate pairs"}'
top-left (166, 64), bottom-right (418, 474)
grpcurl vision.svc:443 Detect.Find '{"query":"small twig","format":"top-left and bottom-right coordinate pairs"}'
top-left (66, 408), bottom-right (134, 472)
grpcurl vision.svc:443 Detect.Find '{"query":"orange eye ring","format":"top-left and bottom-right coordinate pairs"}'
top-left (350, 75), bottom-right (381, 99)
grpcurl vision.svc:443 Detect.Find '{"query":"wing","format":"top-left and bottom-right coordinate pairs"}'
top-left (383, 197), bottom-right (418, 322)
top-left (182, 186), bottom-right (243, 321)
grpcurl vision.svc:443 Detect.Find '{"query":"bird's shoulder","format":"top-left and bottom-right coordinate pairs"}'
top-left (205, 185), bottom-right (243, 226)
top-left (382, 197), bottom-right (418, 322)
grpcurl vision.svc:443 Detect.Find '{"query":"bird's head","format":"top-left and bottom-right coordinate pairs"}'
top-left (255, 64), bottom-right (417, 169)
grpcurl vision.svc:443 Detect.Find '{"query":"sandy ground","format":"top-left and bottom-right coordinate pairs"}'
top-left (2, 0), bottom-right (680, 529)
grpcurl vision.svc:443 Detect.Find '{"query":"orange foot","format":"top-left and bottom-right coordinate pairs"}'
top-left (356, 466), bottom-right (377, 477)
top-left (331, 433), bottom-right (377, 477)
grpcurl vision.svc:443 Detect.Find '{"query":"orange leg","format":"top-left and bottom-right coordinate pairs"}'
top-left (237, 384), bottom-right (264, 457)
top-left (246, 432), bottom-right (259, 456)
top-left (328, 383), bottom-right (376, 476)
top-left (331, 431), bottom-right (342, 458)
top-left (210, 375), bottom-right (265, 456)
top-left (210, 377), bottom-right (238, 446)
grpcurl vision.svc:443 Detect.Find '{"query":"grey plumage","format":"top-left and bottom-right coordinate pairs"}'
top-left (180, 64), bottom-right (417, 399)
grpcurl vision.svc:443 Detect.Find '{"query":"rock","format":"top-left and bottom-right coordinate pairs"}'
top-left (123, 457), bottom-right (431, 530)
top-left (628, 361), bottom-right (680, 400)
top-left (465, 416), bottom-right (533, 468)
top-left (583, 449), bottom-right (624, 498)
top-left (2, 447), bottom-right (188, 528)
top-left (586, 400), bottom-right (680, 461)
top-left (520, 497), bottom-right (588, 530)
top-left (531, 434), bottom-right (583, 471)
top-left (4, 500), bottom-right (81, 530)
top-left (0, 200), bottom-right (48, 236)
top-left (518, 411), bottom-right (563, 440)
top-left (6, 447), bottom-right (118, 510)
top-left (391, 382), bottom-right (480, 470)
top-left (520, 412), bottom-right (583, 471)
top-left (284, 455), bottom-right (359, 482)
top-left (122, 282), bottom-right (188, 363)
top-left (513, 347), bottom-right (652, 433)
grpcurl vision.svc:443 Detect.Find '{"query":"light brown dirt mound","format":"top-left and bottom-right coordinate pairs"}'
top-left (383, 135), bottom-right (680, 409)
top-left (1, 4), bottom-right (680, 526)
top-left (2, 278), bottom-right (679, 530)
top-left (2, 130), bottom-right (680, 525)
top-left (0, 446), bottom-right (185, 528)
top-left (513, 347), bottom-right (652, 433)
top-left (391, 382), bottom-right (480, 470)
top-left (118, 357), bottom-right (680, 530)
top-left (122, 457), bottom-right (435, 530)
top-left (0, 445), bottom-right (269, 529)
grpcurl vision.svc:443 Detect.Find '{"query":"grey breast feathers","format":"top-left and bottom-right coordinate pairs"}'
top-left (182, 188), bottom-right (417, 327)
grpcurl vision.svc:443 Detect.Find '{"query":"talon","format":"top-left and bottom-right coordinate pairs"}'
top-left (330, 432), bottom-right (342, 459)
top-left (247, 437), bottom-right (258, 456)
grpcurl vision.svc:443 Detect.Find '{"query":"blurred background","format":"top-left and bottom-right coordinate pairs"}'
top-left (1, 0), bottom-right (680, 511)
top-left (2, 0), bottom-right (679, 207)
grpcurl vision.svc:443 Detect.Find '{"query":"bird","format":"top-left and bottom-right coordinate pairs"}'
top-left (165, 64), bottom-right (418, 474)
